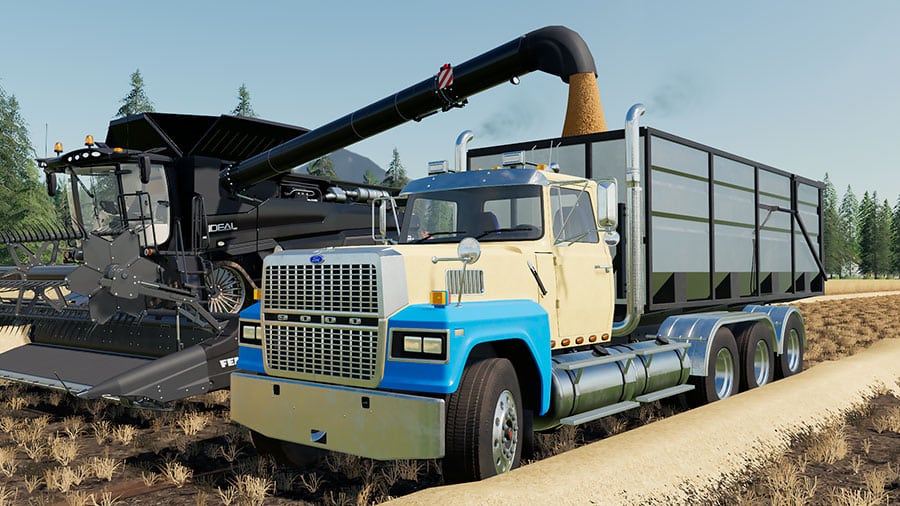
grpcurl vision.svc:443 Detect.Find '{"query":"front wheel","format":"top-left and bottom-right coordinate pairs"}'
top-left (443, 358), bottom-right (524, 483)
top-left (690, 327), bottom-right (739, 405)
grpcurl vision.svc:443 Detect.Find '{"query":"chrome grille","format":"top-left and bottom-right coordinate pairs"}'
top-left (446, 269), bottom-right (484, 295)
top-left (264, 263), bottom-right (378, 314)
top-left (265, 323), bottom-right (378, 381)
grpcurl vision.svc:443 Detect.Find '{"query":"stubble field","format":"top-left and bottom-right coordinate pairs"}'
top-left (0, 292), bottom-right (898, 505)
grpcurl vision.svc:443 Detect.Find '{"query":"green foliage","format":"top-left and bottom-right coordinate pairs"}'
top-left (381, 147), bottom-right (409, 188)
top-left (858, 192), bottom-right (893, 278)
top-left (822, 175), bottom-right (843, 276)
top-left (307, 155), bottom-right (337, 179)
top-left (363, 169), bottom-right (380, 186)
top-left (0, 86), bottom-right (59, 264)
top-left (231, 83), bottom-right (256, 117)
top-left (115, 69), bottom-right (155, 118)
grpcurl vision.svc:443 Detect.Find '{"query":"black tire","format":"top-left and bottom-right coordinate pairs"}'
top-left (689, 327), bottom-right (739, 405)
top-left (735, 321), bottom-right (775, 391)
top-left (775, 313), bottom-right (805, 379)
top-left (443, 358), bottom-right (524, 483)
top-left (250, 430), bottom-right (325, 468)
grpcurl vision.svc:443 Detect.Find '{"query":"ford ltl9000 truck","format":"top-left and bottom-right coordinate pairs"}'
top-left (231, 103), bottom-right (824, 481)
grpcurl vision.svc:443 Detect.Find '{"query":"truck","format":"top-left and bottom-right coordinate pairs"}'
top-left (0, 112), bottom-right (391, 405)
top-left (228, 28), bottom-right (824, 482)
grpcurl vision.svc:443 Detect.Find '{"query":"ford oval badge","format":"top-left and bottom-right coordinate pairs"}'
top-left (310, 254), bottom-right (324, 265)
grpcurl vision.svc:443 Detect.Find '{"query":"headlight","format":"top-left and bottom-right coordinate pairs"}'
top-left (390, 329), bottom-right (448, 362)
top-left (240, 323), bottom-right (261, 345)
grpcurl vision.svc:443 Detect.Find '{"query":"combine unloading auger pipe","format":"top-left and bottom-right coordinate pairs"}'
top-left (222, 25), bottom-right (601, 191)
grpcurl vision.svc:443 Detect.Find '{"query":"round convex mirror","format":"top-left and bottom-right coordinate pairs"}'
top-left (457, 237), bottom-right (481, 264)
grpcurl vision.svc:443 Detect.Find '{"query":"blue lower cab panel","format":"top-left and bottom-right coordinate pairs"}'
top-left (379, 299), bottom-right (552, 413)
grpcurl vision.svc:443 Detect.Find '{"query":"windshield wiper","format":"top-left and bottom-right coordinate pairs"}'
top-left (476, 225), bottom-right (536, 239)
top-left (414, 230), bottom-right (467, 243)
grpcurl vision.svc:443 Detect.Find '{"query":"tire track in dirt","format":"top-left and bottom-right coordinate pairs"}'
top-left (388, 339), bottom-right (900, 506)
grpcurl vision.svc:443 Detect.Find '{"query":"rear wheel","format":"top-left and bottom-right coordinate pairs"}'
top-left (775, 313), bottom-right (805, 379)
top-left (690, 327), bottom-right (739, 405)
top-left (443, 358), bottom-right (523, 483)
top-left (735, 321), bottom-right (775, 390)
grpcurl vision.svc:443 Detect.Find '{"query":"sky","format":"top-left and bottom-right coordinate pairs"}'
top-left (2, 1), bottom-right (899, 204)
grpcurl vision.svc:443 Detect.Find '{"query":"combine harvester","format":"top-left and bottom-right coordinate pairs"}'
top-left (0, 113), bottom-right (391, 406)
top-left (226, 26), bottom-right (826, 482)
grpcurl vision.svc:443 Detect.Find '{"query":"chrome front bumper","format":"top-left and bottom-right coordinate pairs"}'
top-left (231, 372), bottom-right (445, 460)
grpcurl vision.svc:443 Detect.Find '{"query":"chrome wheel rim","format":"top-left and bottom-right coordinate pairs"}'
top-left (785, 329), bottom-right (802, 372)
top-left (753, 339), bottom-right (771, 386)
top-left (714, 347), bottom-right (735, 399)
top-left (491, 389), bottom-right (518, 474)
top-left (207, 265), bottom-right (246, 313)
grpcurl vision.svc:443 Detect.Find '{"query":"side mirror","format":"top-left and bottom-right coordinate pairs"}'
top-left (457, 237), bottom-right (481, 264)
top-left (596, 179), bottom-right (618, 229)
top-left (46, 172), bottom-right (57, 197)
top-left (138, 154), bottom-right (152, 184)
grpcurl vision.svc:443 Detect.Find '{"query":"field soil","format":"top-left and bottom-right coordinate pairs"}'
top-left (0, 294), bottom-right (898, 505)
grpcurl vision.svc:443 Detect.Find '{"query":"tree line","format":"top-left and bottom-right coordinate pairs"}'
top-left (823, 173), bottom-right (900, 279)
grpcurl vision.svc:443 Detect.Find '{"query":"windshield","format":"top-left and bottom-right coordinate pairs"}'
top-left (69, 163), bottom-right (171, 245)
top-left (400, 185), bottom-right (543, 244)
top-left (70, 165), bottom-right (123, 232)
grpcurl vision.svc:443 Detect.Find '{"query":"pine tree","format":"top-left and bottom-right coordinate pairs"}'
top-left (0, 85), bottom-right (59, 264)
top-left (231, 83), bottom-right (256, 117)
top-left (381, 147), bottom-right (409, 188)
top-left (822, 174), bottom-right (843, 277)
top-left (307, 155), bottom-right (337, 179)
top-left (890, 197), bottom-right (900, 277)
top-left (874, 199), bottom-right (893, 277)
top-left (857, 192), bottom-right (893, 278)
top-left (115, 69), bottom-right (155, 117)
top-left (838, 186), bottom-right (859, 276)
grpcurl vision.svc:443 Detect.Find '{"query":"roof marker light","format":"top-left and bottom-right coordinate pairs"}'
top-left (54, 142), bottom-right (63, 155)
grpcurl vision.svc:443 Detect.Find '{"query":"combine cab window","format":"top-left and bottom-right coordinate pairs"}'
top-left (68, 163), bottom-right (171, 246)
top-left (71, 166), bottom-right (123, 233)
top-left (401, 185), bottom-right (543, 244)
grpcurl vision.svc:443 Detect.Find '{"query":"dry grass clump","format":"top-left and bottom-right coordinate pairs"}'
top-left (88, 456), bottom-right (122, 481)
top-left (176, 411), bottom-right (212, 436)
top-left (159, 458), bottom-right (193, 488)
top-left (0, 486), bottom-right (17, 506)
top-left (804, 424), bottom-right (849, 464)
top-left (0, 446), bottom-right (17, 477)
top-left (111, 424), bottom-right (137, 445)
top-left (50, 435), bottom-right (81, 466)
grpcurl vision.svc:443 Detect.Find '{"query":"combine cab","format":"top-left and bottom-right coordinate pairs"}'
top-left (0, 113), bottom-right (391, 406)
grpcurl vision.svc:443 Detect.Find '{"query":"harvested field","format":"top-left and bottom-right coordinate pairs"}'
top-left (0, 294), bottom-right (897, 505)
top-left (825, 278), bottom-right (900, 295)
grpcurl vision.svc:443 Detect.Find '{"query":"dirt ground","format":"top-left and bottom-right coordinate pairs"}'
top-left (0, 294), bottom-right (898, 505)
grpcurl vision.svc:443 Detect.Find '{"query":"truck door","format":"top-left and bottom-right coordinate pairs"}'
top-left (550, 185), bottom-right (615, 340)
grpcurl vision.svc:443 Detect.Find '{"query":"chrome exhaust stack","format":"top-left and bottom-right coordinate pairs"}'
top-left (612, 104), bottom-right (646, 337)
top-left (454, 130), bottom-right (475, 172)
